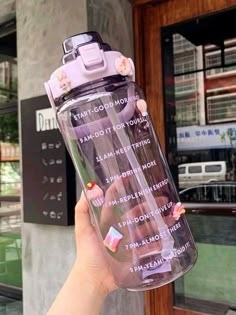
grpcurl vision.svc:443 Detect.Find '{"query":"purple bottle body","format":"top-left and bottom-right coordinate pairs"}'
top-left (45, 32), bottom-right (197, 291)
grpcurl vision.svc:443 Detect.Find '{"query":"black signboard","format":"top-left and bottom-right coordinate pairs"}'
top-left (20, 95), bottom-right (76, 225)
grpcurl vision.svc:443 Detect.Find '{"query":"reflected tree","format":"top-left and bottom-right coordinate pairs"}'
top-left (0, 112), bottom-right (20, 196)
top-left (0, 112), bottom-right (18, 143)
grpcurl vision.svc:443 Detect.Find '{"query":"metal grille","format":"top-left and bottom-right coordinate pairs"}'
top-left (173, 34), bottom-right (199, 127)
top-left (207, 93), bottom-right (236, 123)
top-left (175, 76), bottom-right (197, 93)
top-left (174, 52), bottom-right (197, 75)
top-left (176, 98), bottom-right (199, 127)
top-left (0, 61), bottom-right (17, 103)
top-left (173, 34), bottom-right (196, 53)
top-left (205, 47), bottom-right (236, 76)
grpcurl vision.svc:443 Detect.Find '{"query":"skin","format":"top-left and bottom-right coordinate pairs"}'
top-left (47, 179), bottom-right (177, 314)
top-left (47, 193), bottom-right (117, 315)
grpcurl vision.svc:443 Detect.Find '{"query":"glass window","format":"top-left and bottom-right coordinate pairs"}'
top-left (178, 166), bottom-right (186, 174)
top-left (180, 183), bottom-right (236, 203)
top-left (175, 214), bottom-right (236, 312)
top-left (205, 46), bottom-right (236, 76)
top-left (162, 14), bottom-right (236, 312)
top-left (207, 93), bottom-right (236, 123)
top-left (0, 61), bottom-right (17, 104)
top-left (173, 33), bottom-right (196, 53)
top-left (0, 25), bottom-right (21, 291)
top-left (179, 187), bottom-right (200, 202)
top-left (205, 51), bottom-right (221, 68)
top-left (180, 185), bottom-right (215, 202)
top-left (223, 184), bottom-right (236, 202)
top-left (205, 164), bottom-right (222, 172)
top-left (175, 78), bottom-right (197, 93)
top-left (175, 98), bottom-right (199, 127)
top-left (0, 112), bottom-right (21, 289)
top-left (0, 161), bottom-right (20, 196)
top-left (188, 166), bottom-right (202, 173)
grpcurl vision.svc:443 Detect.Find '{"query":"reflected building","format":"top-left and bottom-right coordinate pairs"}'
top-left (174, 34), bottom-right (236, 180)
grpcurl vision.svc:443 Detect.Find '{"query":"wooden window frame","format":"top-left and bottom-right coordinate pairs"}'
top-left (132, 1), bottom-right (236, 314)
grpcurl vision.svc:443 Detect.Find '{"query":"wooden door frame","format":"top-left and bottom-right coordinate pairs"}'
top-left (132, 0), bottom-right (236, 314)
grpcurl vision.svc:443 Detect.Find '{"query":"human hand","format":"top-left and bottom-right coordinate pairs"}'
top-left (47, 193), bottom-right (117, 315)
top-left (48, 182), bottom-right (178, 315)
top-left (73, 192), bottom-right (118, 297)
top-left (74, 178), bottom-right (177, 292)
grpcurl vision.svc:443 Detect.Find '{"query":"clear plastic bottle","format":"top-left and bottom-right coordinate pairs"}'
top-left (45, 32), bottom-right (197, 291)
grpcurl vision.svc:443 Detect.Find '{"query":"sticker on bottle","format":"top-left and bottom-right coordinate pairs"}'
top-left (103, 227), bottom-right (123, 252)
top-left (115, 56), bottom-right (132, 76)
top-left (136, 99), bottom-right (148, 117)
top-left (172, 202), bottom-right (186, 221)
top-left (56, 71), bottom-right (71, 93)
top-left (86, 181), bottom-right (105, 207)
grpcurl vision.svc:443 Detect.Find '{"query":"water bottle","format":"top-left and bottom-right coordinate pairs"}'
top-left (45, 31), bottom-right (197, 291)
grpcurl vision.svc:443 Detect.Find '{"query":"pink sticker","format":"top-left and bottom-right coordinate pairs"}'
top-left (115, 56), bottom-right (132, 76)
top-left (86, 182), bottom-right (105, 207)
top-left (57, 71), bottom-right (71, 93)
top-left (137, 99), bottom-right (148, 116)
top-left (173, 202), bottom-right (186, 221)
top-left (103, 227), bottom-right (123, 252)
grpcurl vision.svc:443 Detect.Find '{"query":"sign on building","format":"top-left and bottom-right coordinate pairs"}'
top-left (20, 95), bottom-right (76, 226)
top-left (177, 123), bottom-right (236, 151)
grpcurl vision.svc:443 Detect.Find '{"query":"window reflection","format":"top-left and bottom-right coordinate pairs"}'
top-left (0, 114), bottom-right (21, 288)
top-left (178, 161), bottom-right (227, 189)
top-left (0, 161), bottom-right (20, 196)
top-left (0, 60), bottom-right (17, 104)
top-left (163, 15), bottom-right (236, 313)
top-left (173, 34), bottom-right (236, 203)
top-left (175, 214), bottom-right (236, 313)
top-left (179, 183), bottom-right (236, 203)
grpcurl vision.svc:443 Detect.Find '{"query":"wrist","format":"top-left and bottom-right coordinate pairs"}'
top-left (47, 264), bottom-right (107, 315)
top-left (71, 263), bottom-right (109, 301)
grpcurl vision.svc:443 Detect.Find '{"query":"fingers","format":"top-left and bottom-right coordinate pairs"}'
top-left (75, 192), bottom-right (92, 235)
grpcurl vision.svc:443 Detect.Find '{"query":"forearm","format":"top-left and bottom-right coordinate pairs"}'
top-left (47, 265), bottom-right (107, 315)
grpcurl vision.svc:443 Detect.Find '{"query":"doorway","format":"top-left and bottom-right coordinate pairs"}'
top-left (133, 1), bottom-right (236, 314)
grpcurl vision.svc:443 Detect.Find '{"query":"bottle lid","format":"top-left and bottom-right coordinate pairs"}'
top-left (45, 31), bottom-right (134, 102)
top-left (62, 31), bottom-right (111, 60)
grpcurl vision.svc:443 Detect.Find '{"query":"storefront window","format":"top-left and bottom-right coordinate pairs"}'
top-left (0, 19), bottom-right (21, 290)
top-left (162, 12), bottom-right (236, 314)
top-left (0, 113), bottom-right (21, 291)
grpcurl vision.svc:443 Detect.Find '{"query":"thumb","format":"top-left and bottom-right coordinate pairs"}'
top-left (75, 192), bottom-right (92, 236)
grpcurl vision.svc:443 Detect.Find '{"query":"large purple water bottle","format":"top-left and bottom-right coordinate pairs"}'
top-left (45, 32), bottom-right (197, 291)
